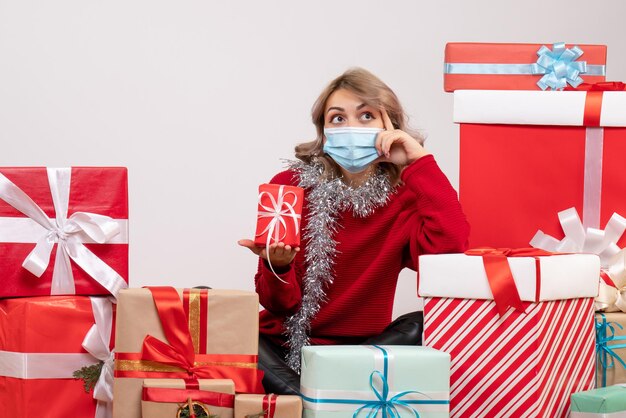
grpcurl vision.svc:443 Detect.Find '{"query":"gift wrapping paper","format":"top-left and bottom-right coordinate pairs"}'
top-left (443, 42), bottom-right (606, 91)
top-left (418, 252), bottom-right (600, 303)
top-left (141, 379), bottom-right (235, 418)
top-left (454, 88), bottom-right (626, 250)
top-left (0, 167), bottom-right (129, 297)
top-left (571, 384), bottom-right (626, 417)
top-left (113, 287), bottom-right (263, 418)
top-left (254, 183), bottom-right (303, 248)
top-left (596, 313), bottom-right (626, 387)
top-left (0, 295), bottom-right (114, 417)
top-left (419, 252), bottom-right (599, 417)
top-left (234, 394), bottom-right (302, 418)
top-left (300, 345), bottom-right (450, 418)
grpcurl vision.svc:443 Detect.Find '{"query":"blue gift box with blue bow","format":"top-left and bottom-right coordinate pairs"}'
top-left (300, 345), bottom-right (450, 418)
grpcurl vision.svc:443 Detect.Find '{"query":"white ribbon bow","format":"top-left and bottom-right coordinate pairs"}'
top-left (0, 168), bottom-right (127, 297)
top-left (530, 207), bottom-right (626, 311)
top-left (596, 250), bottom-right (626, 312)
top-left (530, 207), bottom-right (626, 267)
top-left (82, 297), bottom-right (115, 418)
top-left (256, 185), bottom-right (301, 283)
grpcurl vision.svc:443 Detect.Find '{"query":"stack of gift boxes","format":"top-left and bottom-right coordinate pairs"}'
top-left (3, 42), bottom-right (626, 418)
top-left (0, 169), bottom-right (301, 418)
top-left (0, 167), bottom-right (129, 417)
top-left (415, 41), bottom-right (626, 417)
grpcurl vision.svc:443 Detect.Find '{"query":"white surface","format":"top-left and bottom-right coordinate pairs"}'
top-left (453, 90), bottom-right (626, 126)
top-left (418, 253), bottom-right (600, 301)
top-left (0, 1), bottom-right (625, 318)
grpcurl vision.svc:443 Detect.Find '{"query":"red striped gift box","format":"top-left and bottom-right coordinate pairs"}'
top-left (419, 252), bottom-right (600, 417)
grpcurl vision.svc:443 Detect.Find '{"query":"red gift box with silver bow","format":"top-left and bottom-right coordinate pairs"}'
top-left (254, 183), bottom-right (304, 248)
top-left (0, 296), bottom-right (115, 418)
top-left (0, 167), bottom-right (129, 297)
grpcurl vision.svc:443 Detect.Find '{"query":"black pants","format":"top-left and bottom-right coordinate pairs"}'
top-left (258, 311), bottom-right (424, 395)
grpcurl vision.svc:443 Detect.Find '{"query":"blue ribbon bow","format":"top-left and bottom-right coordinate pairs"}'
top-left (351, 346), bottom-right (423, 418)
top-left (532, 42), bottom-right (587, 90)
top-left (595, 313), bottom-right (626, 387)
top-left (352, 370), bottom-right (420, 418)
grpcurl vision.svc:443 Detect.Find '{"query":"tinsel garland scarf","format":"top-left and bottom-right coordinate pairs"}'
top-left (284, 160), bottom-right (393, 372)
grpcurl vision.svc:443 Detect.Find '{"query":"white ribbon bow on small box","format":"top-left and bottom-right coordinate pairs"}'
top-left (255, 184), bottom-right (302, 283)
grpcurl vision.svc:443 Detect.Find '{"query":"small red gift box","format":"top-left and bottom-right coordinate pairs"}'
top-left (0, 167), bottom-right (129, 297)
top-left (444, 42), bottom-right (607, 92)
top-left (254, 183), bottom-right (304, 247)
top-left (0, 295), bottom-right (115, 418)
top-left (455, 87), bottom-right (626, 250)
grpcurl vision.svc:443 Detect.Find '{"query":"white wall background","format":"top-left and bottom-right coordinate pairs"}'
top-left (1, 1), bottom-right (625, 318)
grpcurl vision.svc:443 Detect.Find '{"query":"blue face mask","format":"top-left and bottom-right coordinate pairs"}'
top-left (323, 127), bottom-right (383, 173)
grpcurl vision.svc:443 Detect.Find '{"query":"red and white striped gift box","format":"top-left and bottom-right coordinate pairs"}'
top-left (419, 252), bottom-right (600, 418)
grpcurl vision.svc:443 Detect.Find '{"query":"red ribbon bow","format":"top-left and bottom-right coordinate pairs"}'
top-left (465, 248), bottom-right (554, 317)
top-left (140, 287), bottom-right (264, 393)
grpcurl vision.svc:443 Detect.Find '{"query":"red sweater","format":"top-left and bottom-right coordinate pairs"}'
top-left (256, 155), bottom-right (470, 346)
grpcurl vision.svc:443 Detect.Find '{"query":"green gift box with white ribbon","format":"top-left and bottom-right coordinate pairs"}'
top-left (300, 345), bottom-right (450, 418)
top-left (571, 384), bottom-right (626, 417)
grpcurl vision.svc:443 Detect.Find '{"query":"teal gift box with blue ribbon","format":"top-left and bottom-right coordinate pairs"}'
top-left (300, 345), bottom-right (450, 418)
top-left (596, 313), bottom-right (626, 388)
top-left (571, 384), bottom-right (626, 417)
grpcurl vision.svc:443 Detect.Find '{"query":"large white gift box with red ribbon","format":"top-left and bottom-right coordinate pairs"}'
top-left (418, 251), bottom-right (600, 418)
top-left (0, 167), bottom-right (129, 297)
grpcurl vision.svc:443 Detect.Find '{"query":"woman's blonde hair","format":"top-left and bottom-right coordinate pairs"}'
top-left (295, 67), bottom-right (424, 185)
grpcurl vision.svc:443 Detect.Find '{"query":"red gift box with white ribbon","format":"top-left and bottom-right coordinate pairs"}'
top-left (455, 84), bottom-right (626, 251)
top-left (0, 167), bottom-right (129, 297)
top-left (0, 296), bottom-right (115, 418)
top-left (254, 183), bottom-right (304, 248)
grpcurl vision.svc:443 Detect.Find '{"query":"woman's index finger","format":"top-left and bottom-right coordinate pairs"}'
top-left (381, 108), bottom-right (394, 130)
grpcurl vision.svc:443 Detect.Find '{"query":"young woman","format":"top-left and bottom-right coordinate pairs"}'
top-left (239, 67), bottom-right (470, 394)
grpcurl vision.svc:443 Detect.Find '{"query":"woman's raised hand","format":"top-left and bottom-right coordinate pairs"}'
top-left (238, 239), bottom-right (300, 267)
top-left (375, 108), bottom-right (429, 165)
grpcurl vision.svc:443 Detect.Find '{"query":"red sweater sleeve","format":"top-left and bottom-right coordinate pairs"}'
top-left (254, 170), bottom-right (304, 316)
top-left (401, 155), bottom-right (470, 268)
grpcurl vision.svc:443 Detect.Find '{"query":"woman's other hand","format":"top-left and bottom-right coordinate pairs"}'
top-left (238, 239), bottom-right (300, 267)
top-left (375, 108), bottom-right (430, 165)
